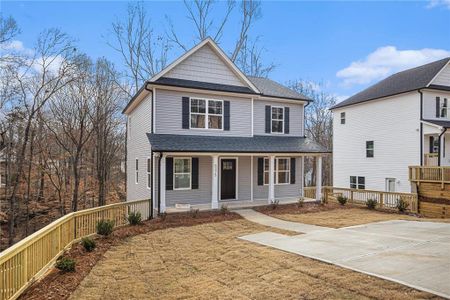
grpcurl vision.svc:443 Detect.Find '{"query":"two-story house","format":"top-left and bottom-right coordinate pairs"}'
top-left (331, 57), bottom-right (450, 193)
top-left (123, 38), bottom-right (328, 213)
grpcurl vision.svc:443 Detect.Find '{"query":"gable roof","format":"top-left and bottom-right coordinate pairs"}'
top-left (150, 37), bottom-right (260, 93)
top-left (331, 57), bottom-right (450, 110)
top-left (248, 76), bottom-right (310, 101)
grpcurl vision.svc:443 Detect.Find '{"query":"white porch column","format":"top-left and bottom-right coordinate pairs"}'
top-left (268, 155), bottom-right (275, 204)
top-left (300, 156), bottom-right (305, 198)
top-left (211, 155), bottom-right (219, 209)
top-left (316, 156), bottom-right (322, 201)
top-left (160, 154), bottom-right (166, 213)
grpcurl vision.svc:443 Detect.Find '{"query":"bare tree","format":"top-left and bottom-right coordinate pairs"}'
top-left (0, 15), bottom-right (20, 45)
top-left (108, 2), bottom-right (170, 95)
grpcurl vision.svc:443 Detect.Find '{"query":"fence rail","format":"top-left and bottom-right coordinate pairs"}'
top-left (323, 187), bottom-right (418, 213)
top-left (409, 166), bottom-right (450, 188)
top-left (0, 199), bottom-right (151, 300)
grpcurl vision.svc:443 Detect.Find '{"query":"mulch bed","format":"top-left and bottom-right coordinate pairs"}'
top-left (254, 201), bottom-right (355, 216)
top-left (19, 210), bottom-right (241, 300)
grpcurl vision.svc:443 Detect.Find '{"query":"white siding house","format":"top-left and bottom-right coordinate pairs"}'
top-left (332, 58), bottom-right (450, 193)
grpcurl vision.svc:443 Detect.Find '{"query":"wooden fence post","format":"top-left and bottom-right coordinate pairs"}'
top-left (350, 191), bottom-right (354, 203)
top-left (380, 193), bottom-right (384, 208)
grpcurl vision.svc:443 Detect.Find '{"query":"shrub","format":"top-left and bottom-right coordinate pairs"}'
top-left (366, 199), bottom-right (377, 210)
top-left (55, 257), bottom-right (76, 272)
top-left (128, 211), bottom-right (142, 225)
top-left (158, 212), bottom-right (167, 221)
top-left (337, 195), bottom-right (348, 206)
top-left (96, 219), bottom-right (115, 236)
top-left (270, 200), bottom-right (280, 210)
top-left (81, 237), bottom-right (96, 252)
top-left (396, 198), bottom-right (409, 213)
top-left (220, 204), bottom-right (229, 214)
top-left (190, 208), bottom-right (200, 218)
top-left (297, 197), bottom-right (304, 208)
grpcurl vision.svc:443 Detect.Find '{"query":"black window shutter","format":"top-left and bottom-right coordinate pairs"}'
top-left (265, 106), bottom-right (271, 133)
top-left (166, 157), bottom-right (173, 190)
top-left (257, 158), bottom-right (264, 185)
top-left (290, 157), bottom-right (296, 184)
top-left (182, 97), bottom-right (190, 129)
top-left (284, 107), bottom-right (290, 134)
top-left (436, 97), bottom-right (440, 117)
top-left (192, 157), bottom-right (199, 189)
top-left (224, 101), bottom-right (230, 131)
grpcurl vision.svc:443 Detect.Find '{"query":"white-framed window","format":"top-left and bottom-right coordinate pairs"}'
top-left (263, 157), bottom-right (291, 185)
top-left (366, 141), bottom-right (374, 158)
top-left (441, 98), bottom-right (448, 118)
top-left (350, 176), bottom-right (365, 189)
top-left (135, 158), bottom-right (139, 184)
top-left (340, 112), bottom-right (345, 124)
top-left (385, 178), bottom-right (395, 192)
top-left (174, 158), bottom-right (192, 190)
top-left (147, 158), bottom-right (151, 189)
top-left (190, 98), bottom-right (223, 130)
top-left (271, 106), bottom-right (284, 133)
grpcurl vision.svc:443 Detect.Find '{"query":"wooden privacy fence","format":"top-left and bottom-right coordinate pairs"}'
top-left (0, 199), bottom-right (152, 300)
top-left (323, 187), bottom-right (418, 213)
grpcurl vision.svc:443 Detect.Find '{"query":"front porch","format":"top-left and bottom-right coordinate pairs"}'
top-left (422, 119), bottom-right (450, 166)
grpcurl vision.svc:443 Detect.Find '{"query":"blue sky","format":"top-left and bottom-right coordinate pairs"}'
top-left (2, 0), bottom-right (450, 101)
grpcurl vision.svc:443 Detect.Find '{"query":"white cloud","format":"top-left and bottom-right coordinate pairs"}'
top-left (334, 94), bottom-right (349, 103)
top-left (427, 0), bottom-right (450, 9)
top-left (336, 46), bottom-right (450, 87)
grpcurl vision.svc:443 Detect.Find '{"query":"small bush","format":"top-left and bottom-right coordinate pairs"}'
top-left (220, 204), bottom-right (229, 214)
top-left (366, 199), bottom-right (377, 210)
top-left (190, 208), bottom-right (200, 218)
top-left (158, 212), bottom-right (167, 221)
top-left (96, 219), bottom-right (115, 236)
top-left (297, 197), bottom-right (304, 208)
top-left (396, 198), bottom-right (409, 213)
top-left (81, 237), bottom-right (96, 252)
top-left (270, 200), bottom-right (280, 210)
top-left (55, 257), bottom-right (76, 272)
top-left (128, 211), bottom-right (142, 225)
top-left (337, 195), bottom-right (348, 206)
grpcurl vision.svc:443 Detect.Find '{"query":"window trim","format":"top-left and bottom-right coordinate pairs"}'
top-left (146, 157), bottom-right (151, 189)
top-left (366, 141), bottom-right (374, 158)
top-left (385, 177), bottom-right (396, 192)
top-left (340, 112), bottom-right (345, 124)
top-left (270, 106), bottom-right (285, 134)
top-left (350, 176), bottom-right (365, 189)
top-left (189, 97), bottom-right (224, 130)
top-left (263, 157), bottom-right (291, 185)
top-left (135, 158), bottom-right (139, 184)
top-left (441, 98), bottom-right (448, 118)
top-left (173, 157), bottom-right (192, 191)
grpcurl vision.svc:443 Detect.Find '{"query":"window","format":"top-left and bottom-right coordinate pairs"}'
top-left (190, 98), bottom-right (223, 129)
top-left (366, 141), bottom-right (374, 158)
top-left (340, 112), bottom-right (345, 124)
top-left (147, 158), bottom-right (151, 189)
top-left (350, 176), bottom-right (365, 189)
top-left (174, 158), bottom-right (191, 190)
top-left (271, 106), bottom-right (284, 133)
top-left (441, 98), bottom-right (448, 118)
top-left (386, 178), bottom-right (395, 192)
top-left (135, 159), bottom-right (139, 184)
top-left (263, 157), bottom-right (290, 185)
top-left (430, 136), bottom-right (439, 153)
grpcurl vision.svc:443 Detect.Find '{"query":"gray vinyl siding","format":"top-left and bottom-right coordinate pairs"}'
top-left (155, 89), bottom-right (252, 137)
top-left (166, 156), bottom-right (212, 207)
top-left (126, 93), bottom-right (152, 201)
top-left (253, 100), bottom-right (304, 136)
top-left (236, 156), bottom-right (251, 201)
top-left (165, 44), bottom-right (246, 87)
top-left (252, 156), bottom-right (303, 201)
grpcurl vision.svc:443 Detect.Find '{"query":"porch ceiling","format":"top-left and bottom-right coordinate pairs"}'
top-left (422, 119), bottom-right (450, 129)
top-left (147, 133), bottom-right (329, 154)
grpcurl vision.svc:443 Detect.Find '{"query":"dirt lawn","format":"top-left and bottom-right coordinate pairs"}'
top-left (70, 214), bottom-right (440, 299)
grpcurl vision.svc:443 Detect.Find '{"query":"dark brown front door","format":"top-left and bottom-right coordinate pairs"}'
top-left (221, 159), bottom-right (236, 200)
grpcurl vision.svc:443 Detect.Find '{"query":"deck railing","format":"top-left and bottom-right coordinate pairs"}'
top-left (322, 187), bottom-right (418, 213)
top-left (409, 166), bottom-right (450, 188)
top-left (424, 153), bottom-right (438, 166)
top-left (0, 199), bottom-right (152, 300)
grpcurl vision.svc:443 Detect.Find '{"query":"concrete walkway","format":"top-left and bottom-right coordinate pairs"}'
top-left (234, 209), bottom-right (330, 233)
top-left (239, 219), bottom-right (450, 299)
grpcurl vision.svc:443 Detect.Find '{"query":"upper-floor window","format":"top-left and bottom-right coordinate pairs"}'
top-left (441, 98), bottom-right (448, 118)
top-left (190, 98), bottom-right (223, 130)
top-left (174, 158), bottom-right (191, 190)
top-left (263, 157), bottom-right (291, 185)
top-left (436, 97), bottom-right (448, 118)
top-left (271, 106), bottom-right (284, 133)
top-left (340, 112), bottom-right (346, 124)
top-left (366, 141), bottom-right (374, 158)
top-left (350, 176), bottom-right (365, 189)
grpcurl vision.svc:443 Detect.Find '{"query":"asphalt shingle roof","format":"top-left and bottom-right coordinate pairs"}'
top-left (331, 57), bottom-right (450, 110)
top-left (423, 119), bottom-right (450, 128)
top-left (154, 77), bottom-right (255, 94)
top-left (147, 134), bottom-right (329, 153)
top-left (247, 76), bottom-right (310, 101)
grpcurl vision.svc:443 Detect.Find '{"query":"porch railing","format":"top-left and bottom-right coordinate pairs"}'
top-left (0, 199), bottom-right (152, 300)
top-left (409, 165), bottom-right (450, 188)
top-left (424, 153), bottom-right (438, 166)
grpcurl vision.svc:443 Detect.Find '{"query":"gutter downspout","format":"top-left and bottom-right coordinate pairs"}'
top-left (157, 151), bottom-right (162, 215)
top-left (419, 89), bottom-right (424, 166)
top-left (438, 128), bottom-right (447, 166)
top-left (144, 82), bottom-right (154, 218)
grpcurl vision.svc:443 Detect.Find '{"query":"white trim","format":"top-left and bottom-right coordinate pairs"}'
top-left (152, 87), bottom-right (156, 133)
top-left (218, 157), bottom-right (239, 201)
top-left (421, 120), bottom-right (444, 130)
top-left (427, 59), bottom-right (450, 87)
top-left (263, 157), bottom-right (291, 185)
top-left (163, 152), bottom-right (329, 157)
top-left (152, 153), bottom-right (158, 209)
top-left (251, 98), bottom-right (254, 136)
top-left (211, 155), bottom-right (219, 209)
top-left (173, 157), bottom-right (192, 190)
top-left (270, 106), bottom-right (285, 134)
top-left (250, 155), bottom-right (253, 202)
top-left (189, 97), bottom-right (224, 130)
top-left (135, 158), bottom-right (139, 184)
top-left (146, 157), bottom-right (151, 189)
top-left (149, 38), bottom-right (260, 93)
top-left (160, 155), bottom-right (166, 212)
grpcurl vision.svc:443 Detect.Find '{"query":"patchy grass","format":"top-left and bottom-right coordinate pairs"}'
top-left (69, 219), bottom-right (439, 300)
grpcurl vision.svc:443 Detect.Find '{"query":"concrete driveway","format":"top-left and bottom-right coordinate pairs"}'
top-left (239, 220), bottom-right (450, 298)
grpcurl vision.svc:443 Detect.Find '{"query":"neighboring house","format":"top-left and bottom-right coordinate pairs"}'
top-left (123, 38), bottom-right (328, 213)
top-left (331, 57), bottom-right (450, 193)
